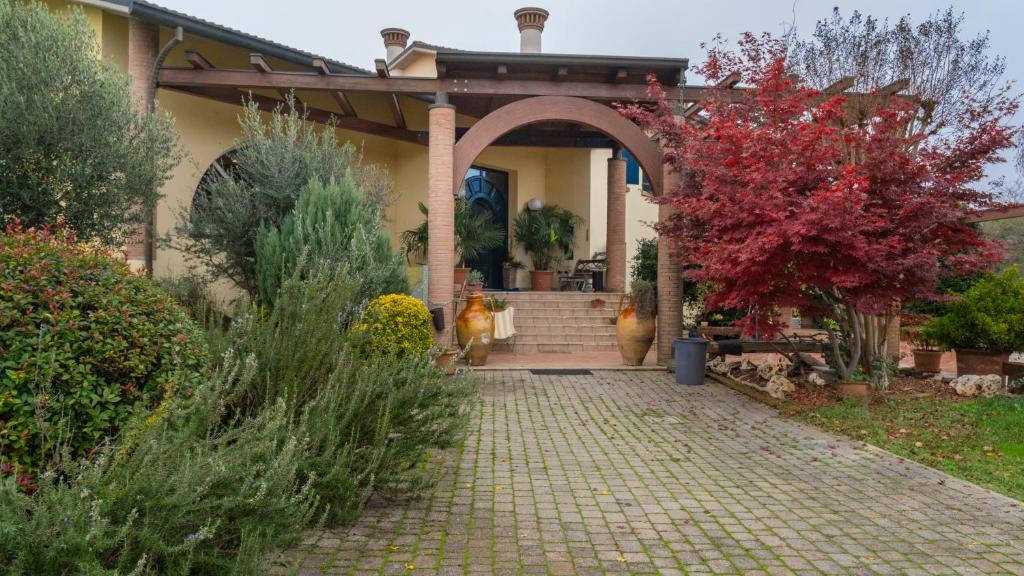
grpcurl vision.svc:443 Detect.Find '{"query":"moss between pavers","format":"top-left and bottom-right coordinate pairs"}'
top-left (708, 371), bottom-right (1024, 502)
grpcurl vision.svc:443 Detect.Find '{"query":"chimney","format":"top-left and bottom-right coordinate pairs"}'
top-left (514, 7), bottom-right (549, 53)
top-left (380, 28), bottom-right (410, 62)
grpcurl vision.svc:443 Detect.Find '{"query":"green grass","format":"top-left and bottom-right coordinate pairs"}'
top-left (800, 396), bottom-right (1024, 501)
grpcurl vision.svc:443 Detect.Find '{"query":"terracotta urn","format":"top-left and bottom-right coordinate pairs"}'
top-left (616, 296), bottom-right (656, 366)
top-left (955, 349), bottom-right (1011, 376)
top-left (453, 267), bottom-right (471, 287)
top-left (529, 269), bottom-right (554, 291)
top-left (456, 293), bottom-right (494, 366)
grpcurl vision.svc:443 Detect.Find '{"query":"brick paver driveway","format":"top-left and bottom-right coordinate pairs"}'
top-left (294, 370), bottom-right (1024, 575)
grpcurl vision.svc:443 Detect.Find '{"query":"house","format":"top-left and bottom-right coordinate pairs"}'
top-left (38, 0), bottom-right (694, 360)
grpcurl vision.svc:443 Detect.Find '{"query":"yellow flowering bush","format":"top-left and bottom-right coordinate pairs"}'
top-left (353, 294), bottom-right (433, 356)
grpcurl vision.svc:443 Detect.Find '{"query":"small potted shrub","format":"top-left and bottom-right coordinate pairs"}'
top-left (502, 258), bottom-right (525, 290)
top-left (905, 325), bottom-right (943, 373)
top-left (434, 346), bottom-right (460, 375)
top-left (512, 204), bottom-right (581, 291)
top-left (838, 370), bottom-right (872, 398)
top-left (485, 297), bottom-right (509, 313)
top-left (465, 269), bottom-right (485, 293)
top-left (922, 267), bottom-right (1024, 376)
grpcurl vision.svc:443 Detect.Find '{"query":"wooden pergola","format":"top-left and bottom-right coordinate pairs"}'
top-left (156, 47), bottom-right (916, 363)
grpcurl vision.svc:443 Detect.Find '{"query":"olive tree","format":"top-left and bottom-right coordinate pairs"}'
top-left (0, 2), bottom-right (179, 244)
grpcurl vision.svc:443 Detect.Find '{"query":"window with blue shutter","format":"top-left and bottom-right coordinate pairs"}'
top-left (622, 149), bottom-right (640, 185)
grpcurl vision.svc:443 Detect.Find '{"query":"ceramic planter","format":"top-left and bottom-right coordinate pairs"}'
top-left (912, 349), bottom-right (943, 373)
top-left (465, 282), bottom-right (484, 294)
top-left (616, 296), bottom-right (656, 366)
top-left (434, 349), bottom-right (459, 376)
top-left (453, 267), bottom-right (471, 287)
top-left (456, 293), bottom-right (494, 366)
top-left (955, 349), bottom-right (1011, 376)
top-left (502, 267), bottom-right (518, 290)
top-left (530, 270), bottom-right (554, 291)
top-left (838, 381), bottom-right (871, 398)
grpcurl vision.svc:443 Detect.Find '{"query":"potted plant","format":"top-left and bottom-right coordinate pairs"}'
top-left (434, 346), bottom-right (459, 376)
top-left (401, 198), bottom-right (505, 285)
top-left (485, 297), bottom-right (509, 313)
top-left (837, 370), bottom-right (872, 398)
top-left (616, 280), bottom-right (657, 365)
top-left (922, 268), bottom-right (1024, 376)
top-left (502, 258), bottom-right (525, 290)
top-left (904, 325), bottom-right (942, 373)
top-left (512, 204), bottom-right (581, 291)
top-left (464, 269), bottom-right (485, 293)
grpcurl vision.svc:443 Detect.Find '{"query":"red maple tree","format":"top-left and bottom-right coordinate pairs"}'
top-left (622, 33), bottom-right (1018, 379)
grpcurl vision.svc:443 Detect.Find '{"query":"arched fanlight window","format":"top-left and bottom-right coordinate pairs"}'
top-left (193, 148), bottom-right (240, 208)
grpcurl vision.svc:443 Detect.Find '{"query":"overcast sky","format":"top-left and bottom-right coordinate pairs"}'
top-left (158, 0), bottom-right (1023, 182)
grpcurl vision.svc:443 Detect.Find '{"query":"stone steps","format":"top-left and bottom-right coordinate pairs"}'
top-left (479, 291), bottom-right (623, 354)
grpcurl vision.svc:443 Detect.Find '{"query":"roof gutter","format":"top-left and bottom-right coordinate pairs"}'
top-left (73, 0), bottom-right (132, 15)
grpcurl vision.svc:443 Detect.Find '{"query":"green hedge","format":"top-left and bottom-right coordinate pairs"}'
top-left (0, 224), bottom-right (206, 482)
top-left (923, 267), bottom-right (1024, 352)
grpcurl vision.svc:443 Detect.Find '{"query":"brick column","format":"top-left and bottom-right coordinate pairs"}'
top-left (125, 19), bottom-right (159, 267)
top-left (656, 167), bottom-right (682, 365)
top-left (428, 101), bottom-right (456, 343)
top-left (606, 153), bottom-right (627, 293)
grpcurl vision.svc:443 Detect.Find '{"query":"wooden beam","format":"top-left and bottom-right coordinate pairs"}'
top-left (157, 67), bottom-right (684, 100)
top-left (158, 67), bottom-right (914, 105)
top-left (249, 53), bottom-right (273, 74)
top-left (437, 63), bottom-right (447, 77)
top-left (165, 86), bottom-right (424, 144)
top-left (556, 66), bottom-right (569, 80)
top-left (613, 68), bottom-right (628, 83)
top-left (248, 53), bottom-right (303, 110)
top-left (312, 58), bottom-right (357, 117)
top-left (878, 78), bottom-right (910, 96)
top-left (185, 50), bottom-right (213, 70)
top-left (496, 64), bottom-right (508, 78)
top-left (681, 72), bottom-right (741, 117)
top-left (965, 205), bottom-right (1024, 223)
top-left (375, 59), bottom-right (389, 78)
top-left (822, 76), bottom-right (855, 95)
top-left (387, 93), bottom-right (406, 129)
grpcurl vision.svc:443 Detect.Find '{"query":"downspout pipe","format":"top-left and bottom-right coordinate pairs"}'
top-left (142, 25), bottom-right (182, 276)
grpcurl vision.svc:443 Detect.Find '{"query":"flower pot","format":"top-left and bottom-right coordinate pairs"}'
top-left (435, 349), bottom-right (458, 376)
top-left (616, 296), bottom-right (656, 366)
top-left (955, 349), bottom-right (1011, 376)
top-left (912, 349), bottom-right (943, 373)
top-left (453, 267), bottom-right (471, 287)
top-left (838, 381), bottom-right (871, 398)
top-left (530, 270), bottom-right (554, 291)
top-left (465, 282), bottom-right (484, 294)
top-left (456, 292), bottom-right (494, 366)
top-left (502, 267), bottom-right (518, 290)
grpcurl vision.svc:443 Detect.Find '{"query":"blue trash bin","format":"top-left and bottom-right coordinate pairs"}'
top-left (673, 337), bottom-right (709, 385)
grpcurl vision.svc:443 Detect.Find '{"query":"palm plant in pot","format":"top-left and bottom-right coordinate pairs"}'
top-left (922, 267), bottom-right (1024, 376)
top-left (512, 204), bottom-right (581, 291)
top-left (401, 198), bottom-right (505, 285)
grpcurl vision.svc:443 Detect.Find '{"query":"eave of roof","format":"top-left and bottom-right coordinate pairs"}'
top-left (434, 49), bottom-right (688, 72)
top-left (118, 0), bottom-right (373, 75)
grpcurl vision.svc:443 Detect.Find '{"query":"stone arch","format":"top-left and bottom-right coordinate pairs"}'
top-left (452, 96), bottom-right (663, 196)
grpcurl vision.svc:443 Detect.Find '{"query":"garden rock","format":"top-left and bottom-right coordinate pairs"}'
top-left (950, 374), bottom-right (1005, 398)
top-left (808, 372), bottom-right (827, 387)
top-left (757, 359), bottom-right (790, 381)
top-left (708, 357), bottom-right (739, 375)
top-left (766, 374), bottom-right (795, 399)
top-left (740, 359), bottom-right (756, 371)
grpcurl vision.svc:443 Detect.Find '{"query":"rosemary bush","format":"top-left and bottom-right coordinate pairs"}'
top-left (1, 265), bottom-right (475, 573)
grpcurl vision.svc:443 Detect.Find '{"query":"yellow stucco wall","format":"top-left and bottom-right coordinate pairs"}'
top-left (35, 1), bottom-right (653, 295)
